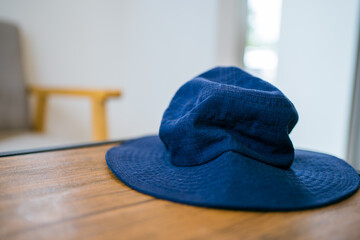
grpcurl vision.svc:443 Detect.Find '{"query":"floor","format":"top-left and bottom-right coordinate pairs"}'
top-left (0, 130), bottom-right (90, 153)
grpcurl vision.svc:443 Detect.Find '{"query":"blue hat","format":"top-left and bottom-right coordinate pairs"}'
top-left (106, 67), bottom-right (359, 211)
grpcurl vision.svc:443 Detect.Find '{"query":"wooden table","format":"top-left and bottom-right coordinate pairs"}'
top-left (1, 143), bottom-right (360, 240)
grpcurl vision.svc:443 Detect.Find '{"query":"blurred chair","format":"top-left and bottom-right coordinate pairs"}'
top-left (0, 20), bottom-right (121, 151)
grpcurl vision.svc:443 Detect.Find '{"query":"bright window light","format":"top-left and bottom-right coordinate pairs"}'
top-left (244, 0), bottom-right (283, 83)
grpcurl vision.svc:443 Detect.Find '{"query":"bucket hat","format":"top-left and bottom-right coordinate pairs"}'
top-left (106, 67), bottom-right (359, 211)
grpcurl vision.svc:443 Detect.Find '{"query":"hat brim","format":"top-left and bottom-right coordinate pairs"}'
top-left (106, 136), bottom-right (360, 211)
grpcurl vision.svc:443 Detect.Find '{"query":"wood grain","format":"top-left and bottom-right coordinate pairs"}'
top-left (0, 144), bottom-right (359, 240)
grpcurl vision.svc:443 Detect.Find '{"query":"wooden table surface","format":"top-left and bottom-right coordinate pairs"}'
top-left (1, 144), bottom-right (360, 240)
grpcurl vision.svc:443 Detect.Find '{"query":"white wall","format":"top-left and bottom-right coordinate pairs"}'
top-left (0, 0), bottom-right (221, 141)
top-left (276, 0), bottom-right (359, 159)
top-left (2, 0), bottom-right (358, 160)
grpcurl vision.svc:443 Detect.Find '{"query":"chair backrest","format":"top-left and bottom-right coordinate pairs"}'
top-left (0, 20), bottom-right (29, 130)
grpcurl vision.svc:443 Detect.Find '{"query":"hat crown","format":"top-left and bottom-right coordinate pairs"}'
top-left (159, 67), bottom-right (298, 169)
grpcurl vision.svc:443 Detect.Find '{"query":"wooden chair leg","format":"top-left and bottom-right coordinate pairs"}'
top-left (91, 97), bottom-right (108, 141)
top-left (33, 93), bottom-right (47, 132)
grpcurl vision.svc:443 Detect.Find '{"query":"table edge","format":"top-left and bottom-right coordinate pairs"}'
top-left (0, 139), bottom-right (125, 158)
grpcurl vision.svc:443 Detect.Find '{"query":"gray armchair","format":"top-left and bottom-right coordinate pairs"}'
top-left (0, 20), bottom-right (121, 152)
top-left (0, 21), bottom-right (29, 131)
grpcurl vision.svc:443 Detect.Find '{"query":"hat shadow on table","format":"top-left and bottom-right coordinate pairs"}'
top-left (106, 66), bottom-right (359, 211)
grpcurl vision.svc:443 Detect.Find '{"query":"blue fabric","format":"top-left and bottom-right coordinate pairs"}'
top-left (160, 67), bottom-right (298, 169)
top-left (106, 66), bottom-right (360, 211)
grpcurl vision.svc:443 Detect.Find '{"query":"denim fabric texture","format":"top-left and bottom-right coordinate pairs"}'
top-left (106, 66), bottom-right (360, 211)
